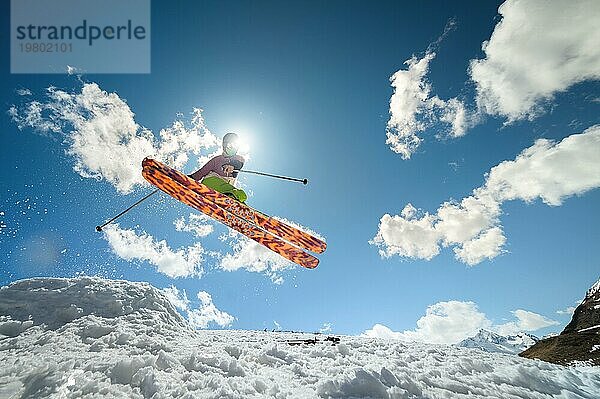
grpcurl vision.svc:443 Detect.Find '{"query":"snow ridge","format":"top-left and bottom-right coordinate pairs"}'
top-left (586, 278), bottom-right (600, 300)
top-left (0, 277), bottom-right (187, 331)
top-left (1, 277), bottom-right (599, 398)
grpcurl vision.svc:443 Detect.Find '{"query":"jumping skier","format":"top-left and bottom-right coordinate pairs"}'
top-left (189, 132), bottom-right (248, 203)
top-left (98, 136), bottom-right (326, 267)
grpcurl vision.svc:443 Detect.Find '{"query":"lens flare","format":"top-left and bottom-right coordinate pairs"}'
top-left (226, 127), bottom-right (252, 159)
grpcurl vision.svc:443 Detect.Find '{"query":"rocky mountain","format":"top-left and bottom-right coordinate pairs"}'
top-left (520, 278), bottom-right (600, 366)
top-left (457, 329), bottom-right (539, 354)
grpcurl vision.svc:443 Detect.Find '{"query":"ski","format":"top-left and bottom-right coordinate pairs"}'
top-left (143, 158), bottom-right (327, 254)
top-left (285, 336), bottom-right (340, 346)
top-left (142, 159), bottom-right (319, 269)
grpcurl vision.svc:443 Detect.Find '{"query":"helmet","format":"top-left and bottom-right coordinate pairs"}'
top-left (223, 132), bottom-right (239, 156)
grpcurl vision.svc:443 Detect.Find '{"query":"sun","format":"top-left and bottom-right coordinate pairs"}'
top-left (226, 125), bottom-right (252, 158)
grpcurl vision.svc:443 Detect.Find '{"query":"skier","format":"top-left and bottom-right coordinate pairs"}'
top-left (99, 146), bottom-right (326, 267)
top-left (189, 132), bottom-right (248, 203)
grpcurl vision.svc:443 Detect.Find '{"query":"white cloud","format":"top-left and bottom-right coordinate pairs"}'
top-left (162, 285), bottom-right (191, 310)
top-left (383, 1), bottom-right (600, 156)
top-left (371, 207), bottom-right (440, 260)
top-left (453, 226), bottom-right (506, 266)
top-left (10, 83), bottom-right (218, 193)
top-left (162, 286), bottom-right (234, 329)
top-left (103, 224), bottom-right (204, 278)
top-left (363, 324), bottom-right (404, 340)
top-left (386, 52), bottom-right (473, 159)
top-left (174, 213), bottom-right (214, 238)
top-left (218, 217), bottom-right (324, 284)
top-left (399, 301), bottom-right (491, 344)
top-left (188, 291), bottom-right (235, 329)
top-left (556, 300), bottom-right (582, 316)
top-left (495, 309), bottom-right (560, 336)
top-left (484, 128), bottom-right (600, 206)
top-left (556, 306), bottom-right (577, 316)
top-left (219, 234), bottom-right (291, 285)
top-left (9, 100), bottom-right (63, 136)
top-left (363, 301), bottom-right (558, 344)
top-left (470, 0), bottom-right (600, 121)
top-left (371, 126), bottom-right (600, 265)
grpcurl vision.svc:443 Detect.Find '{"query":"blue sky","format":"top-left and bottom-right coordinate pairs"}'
top-left (1, 0), bottom-right (599, 342)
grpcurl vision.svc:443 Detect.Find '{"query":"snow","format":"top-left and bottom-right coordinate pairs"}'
top-left (586, 278), bottom-right (600, 300)
top-left (456, 329), bottom-right (538, 355)
top-left (578, 325), bottom-right (600, 333)
top-left (1, 277), bottom-right (600, 398)
top-left (542, 332), bottom-right (560, 339)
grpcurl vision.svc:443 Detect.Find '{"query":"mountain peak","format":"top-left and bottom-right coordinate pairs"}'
top-left (457, 329), bottom-right (538, 354)
top-left (586, 278), bottom-right (600, 300)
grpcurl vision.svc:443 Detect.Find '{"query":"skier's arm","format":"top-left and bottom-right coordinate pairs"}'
top-left (230, 156), bottom-right (245, 178)
top-left (189, 158), bottom-right (216, 181)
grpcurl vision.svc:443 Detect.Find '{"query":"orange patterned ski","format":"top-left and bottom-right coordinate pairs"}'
top-left (142, 159), bottom-right (319, 269)
top-left (143, 158), bottom-right (327, 254)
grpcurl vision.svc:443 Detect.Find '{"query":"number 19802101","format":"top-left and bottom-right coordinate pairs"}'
top-left (19, 43), bottom-right (73, 53)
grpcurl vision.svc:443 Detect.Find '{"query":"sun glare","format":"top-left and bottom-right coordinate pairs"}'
top-left (227, 126), bottom-right (252, 158)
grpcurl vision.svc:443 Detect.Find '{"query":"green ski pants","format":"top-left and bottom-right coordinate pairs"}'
top-left (201, 176), bottom-right (248, 203)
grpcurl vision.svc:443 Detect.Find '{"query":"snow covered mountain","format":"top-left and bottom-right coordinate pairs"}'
top-left (456, 329), bottom-right (539, 354)
top-left (521, 277), bottom-right (600, 366)
top-left (1, 277), bottom-right (599, 398)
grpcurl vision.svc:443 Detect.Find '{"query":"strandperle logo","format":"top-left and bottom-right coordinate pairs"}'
top-left (11, 0), bottom-right (150, 74)
top-left (15, 20), bottom-right (147, 47)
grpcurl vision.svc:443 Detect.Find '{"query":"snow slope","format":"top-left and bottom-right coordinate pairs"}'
top-left (1, 277), bottom-right (599, 398)
top-left (457, 329), bottom-right (538, 355)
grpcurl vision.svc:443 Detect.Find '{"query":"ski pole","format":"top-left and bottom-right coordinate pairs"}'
top-left (95, 189), bottom-right (159, 232)
top-left (238, 169), bottom-right (308, 185)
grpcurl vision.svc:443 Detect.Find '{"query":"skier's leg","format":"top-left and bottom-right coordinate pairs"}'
top-left (201, 176), bottom-right (248, 203)
top-left (232, 188), bottom-right (248, 203)
top-left (201, 176), bottom-right (230, 192)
